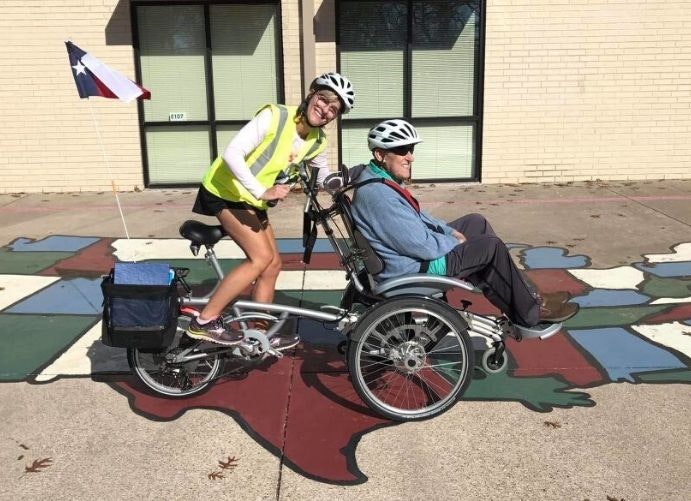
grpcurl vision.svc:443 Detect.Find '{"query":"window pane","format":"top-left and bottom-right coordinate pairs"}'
top-left (342, 122), bottom-right (473, 180)
top-left (340, 123), bottom-right (372, 169)
top-left (412, 1), bottom-right (477, 117)
top-left (211, 4), bottom-right (279, 120)
top-left (146, 126), bottom-right (210, 184)
top-left (340, 1), bottom-right (406, 119)
top-left (412, 122), bottom-right (473, 179)
top-left (216, 124), bottom-right (246, 155)
top-left (138, 5), bottom-right (208, 121)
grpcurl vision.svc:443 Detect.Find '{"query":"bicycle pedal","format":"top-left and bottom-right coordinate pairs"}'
top-left (267, 347), bottom-right (284, 359)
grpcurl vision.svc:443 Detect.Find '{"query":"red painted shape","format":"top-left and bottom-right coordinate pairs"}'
top-left (446, 288), bottom-right (500, 316)
top-left (117, 352), bottom-right (390, 484)
top-left (40, 238), bottom-right (116, 277)
top-left (297, 341), bottom-right (347, 373)
top-left (281, 252), bottom-right (342, 270)
top-left (642, 303), bottom-right (691, 324)
top-left (285, 366), bottom-right (390, 483)
top-left (508, 333), bottom-right (603, 387)
top-left (524, 269), bottom-right (588, 296)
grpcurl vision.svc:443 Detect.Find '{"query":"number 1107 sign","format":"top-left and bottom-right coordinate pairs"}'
top-left (169, 112), bottom-right (187, 122)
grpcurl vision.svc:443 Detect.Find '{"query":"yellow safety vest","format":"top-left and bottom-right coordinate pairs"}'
top-left (201, 104), bottom-right (327, 210)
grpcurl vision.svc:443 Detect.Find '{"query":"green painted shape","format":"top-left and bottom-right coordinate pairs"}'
top-left (0, 314), bottom-right (97, 380)
top-left (634, 368), bottom-right (691, 384)
top-left (462, 370), bottom-right (594, 411)
top-left (0, 248), bottom-right (73, 275)
top-left (640, 275), bottom-right (691, 299)
top-left (273, 290), bottom-right (303, 307)
top-left (299, 290), bottom-right (343, 309)
top-left (563, 305), bottom-right (668, 329)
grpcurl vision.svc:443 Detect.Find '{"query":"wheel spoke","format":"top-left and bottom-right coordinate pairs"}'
top-left (351, 300), bottom-right (474, 420)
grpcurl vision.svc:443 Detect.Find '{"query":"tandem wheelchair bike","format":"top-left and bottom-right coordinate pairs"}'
top-left (101, 162), bottom-right (563, 422)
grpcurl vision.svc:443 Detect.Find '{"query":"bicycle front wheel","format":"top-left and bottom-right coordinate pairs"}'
top-left (348, 297), bottom-right (474, 421)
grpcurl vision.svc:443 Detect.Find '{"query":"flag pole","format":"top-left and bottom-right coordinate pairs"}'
top-left (86, 99), bottom-right (131, 240)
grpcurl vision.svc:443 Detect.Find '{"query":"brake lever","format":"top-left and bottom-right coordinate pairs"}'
top-left (267, 172), bottom-right (299, 207)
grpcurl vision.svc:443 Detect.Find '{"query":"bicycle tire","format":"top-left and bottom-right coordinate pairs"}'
top-left (127, 333), bottom-right (224, 398)
top-left (347, 296), bottom-right (474, 421)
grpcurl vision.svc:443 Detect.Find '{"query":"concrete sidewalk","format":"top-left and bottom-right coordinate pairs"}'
top-left (0, 179), bottom-right (690, 500)
top-left (1, 178), bottom-right (690, 264)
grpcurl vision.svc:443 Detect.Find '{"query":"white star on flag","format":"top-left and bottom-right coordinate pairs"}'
top-left (72, 60), bottom-right (86, 75)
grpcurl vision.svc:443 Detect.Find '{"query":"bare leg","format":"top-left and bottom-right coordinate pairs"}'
top-left (250, 222), bottom-right (282, 304)
top-left (199, 208), bottom-right (278, 320)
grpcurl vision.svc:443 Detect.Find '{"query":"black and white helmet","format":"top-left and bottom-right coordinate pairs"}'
top-left (311, 72), bottom-right (355, 114)
top-left (367, 119), bottom-right (422, 150)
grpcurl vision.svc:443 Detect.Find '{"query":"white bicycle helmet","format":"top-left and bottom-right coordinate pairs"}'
top-left (311, 72), bottom-right (355, 114)
top-left (367, 119), bottom-right (422, 150)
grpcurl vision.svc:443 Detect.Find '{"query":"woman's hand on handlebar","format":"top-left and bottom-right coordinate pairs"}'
top-left (260, 184), bottom-right (291, 202)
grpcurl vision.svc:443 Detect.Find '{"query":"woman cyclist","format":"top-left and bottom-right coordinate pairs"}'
top-left (188, 73), bottom-right (355, 349)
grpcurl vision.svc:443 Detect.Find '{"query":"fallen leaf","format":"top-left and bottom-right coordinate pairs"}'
top-left (218, 456), bottom-right (239, 470)
top-left (24, 458), bottom-right (53, 474)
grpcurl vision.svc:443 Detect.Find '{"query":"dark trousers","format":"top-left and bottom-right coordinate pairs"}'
top-left (445, 213), bottom-right (539, 327)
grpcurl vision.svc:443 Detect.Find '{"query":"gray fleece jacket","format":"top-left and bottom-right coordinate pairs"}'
top-left (350, 163), bottom-right (459, 282)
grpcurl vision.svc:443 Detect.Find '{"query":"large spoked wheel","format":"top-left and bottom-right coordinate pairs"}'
top-left (127, 336), bottom-right (224, 398)
top-left (348, 297), bottom-right (474, 421)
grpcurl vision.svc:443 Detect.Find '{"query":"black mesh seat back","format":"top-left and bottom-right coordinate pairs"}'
top-left (336, 192), bottom-right (384, 277)
top-left (353, 229), bottom-right (384, 275)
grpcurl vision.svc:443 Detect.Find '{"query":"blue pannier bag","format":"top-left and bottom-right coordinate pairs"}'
top-left (101, 263), bottom-right (178, 349)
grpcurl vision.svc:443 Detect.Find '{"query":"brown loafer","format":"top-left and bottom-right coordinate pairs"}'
top-left (538, 302), bottom-right (579, 324)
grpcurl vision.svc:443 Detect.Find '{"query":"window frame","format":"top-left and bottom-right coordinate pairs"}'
top-left (336, 0), bottom-right (485, 182)
top-left (131, 0), bottom-right (284, 188)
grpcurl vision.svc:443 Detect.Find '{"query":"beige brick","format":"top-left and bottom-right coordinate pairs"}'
top-left (482, 0), bottom-right (691, 183)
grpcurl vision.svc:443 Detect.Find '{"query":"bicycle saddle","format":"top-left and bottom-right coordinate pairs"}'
top-left (179, 220), bottom-right (226, 246)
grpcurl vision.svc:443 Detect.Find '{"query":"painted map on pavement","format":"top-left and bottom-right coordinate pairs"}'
top-left (0, 236), bottom-right (689, 484)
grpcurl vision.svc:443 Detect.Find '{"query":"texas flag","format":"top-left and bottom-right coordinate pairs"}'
top-left (65, 41), bottom-right (150, 103)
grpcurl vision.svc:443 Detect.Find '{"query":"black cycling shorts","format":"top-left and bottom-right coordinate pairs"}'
top-left (192, 185), bottom-right (268, 225)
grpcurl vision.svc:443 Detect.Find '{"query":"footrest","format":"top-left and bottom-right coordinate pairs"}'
top-left (514, 322), bottom-right (562, 340)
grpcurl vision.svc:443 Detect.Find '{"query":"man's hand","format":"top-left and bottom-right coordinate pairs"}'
top-left (451, 230), bottom-right (466, 244)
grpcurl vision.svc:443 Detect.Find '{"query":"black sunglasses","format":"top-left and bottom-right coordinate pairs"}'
top-left (387, 144), bottom-right (415, 156)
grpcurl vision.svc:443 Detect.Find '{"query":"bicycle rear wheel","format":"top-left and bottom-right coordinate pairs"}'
top-left (127, 334), bottom-right (224, 398)
top-left (348, 297), bottom-right (474, 421)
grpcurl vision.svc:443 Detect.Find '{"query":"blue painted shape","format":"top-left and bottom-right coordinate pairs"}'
top-left (7, 278), bottom-right (102, 315)
top-left (572, 289), bottom-right (650, 308)
top-left (522, 247), bottom-right (588, 270)
top-left (634, 261), bottom-right (691, 278)
top-left (568, 327), bottom-right (686, 382)
top-left (275, 238), bottom-right (337, 254)
top-left (10, 236), bottom-right (99, 252)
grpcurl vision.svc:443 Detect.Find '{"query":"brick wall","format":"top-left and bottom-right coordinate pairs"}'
top-left (313, 0), bottom-right (340, 169)
top-left (0, 1), bottom-right (143, 193)
top-left (281, 0), bottom-right (303, 105)
top-left (2, 1), bottom-right (688, 193)
top-left (482, 0), bottom-right (691, 183)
